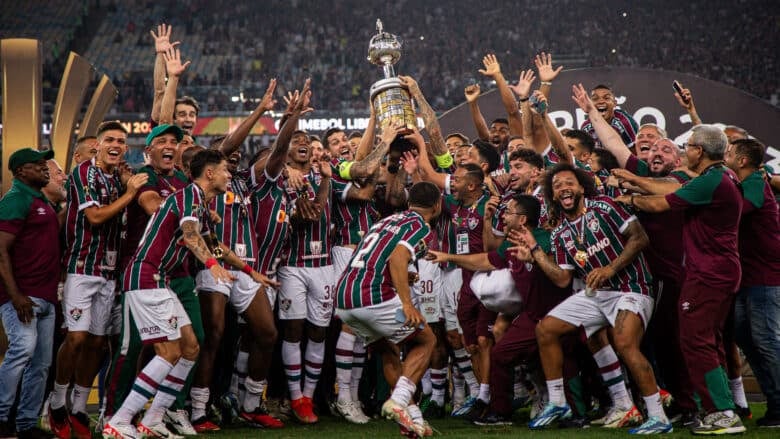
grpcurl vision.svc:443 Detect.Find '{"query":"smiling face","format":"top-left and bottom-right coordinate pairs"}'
top-left (648, 139), bottom-right (681, 176)
top-left (508, 158), bottom-right (539, 192)
top-left (446, 135), bottom-right (467, 156)
top-left (501, 199), bottom-right (526, 231)
top-left (590, 87), bottom-right (616, 122)
top-left (174, 103), bottom-right (197, 134)
top-left (288, 132), bottom-right (312, 166)
top-left (450, 167), bottom-right (478, 201)
top-left (552, 170), bottom-right (584, 218)
top-left (96, 129), bottom-right (127, 169)
top-left (489, 121), bottom-right (510, 146)
top-left (326, 130), bottom-right (352, 161)
top-left (636, 126), bottom-right (662, 160)
top-left (44, 159), bottom-right (67, 199)
top-left (147, 133), bottom-right (179, 173)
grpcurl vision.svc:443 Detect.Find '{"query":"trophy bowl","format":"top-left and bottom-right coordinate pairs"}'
top-left (367, 32), bottom-right (401, 67)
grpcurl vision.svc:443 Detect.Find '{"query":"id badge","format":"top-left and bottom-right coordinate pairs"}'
top-left (235, 243), bottom-right (247, 259)
top-left (456, 231), bottom-right (469, 255)
top-left (104, 251), bottom-right (117, 269)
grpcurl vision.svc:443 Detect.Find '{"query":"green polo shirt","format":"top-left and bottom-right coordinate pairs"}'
top-left (0, 179), bottom-right (61, 304)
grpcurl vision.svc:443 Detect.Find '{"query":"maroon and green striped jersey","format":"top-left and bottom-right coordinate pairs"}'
top-left (64, 158), bottom-right (123, 279)
top-left (250, 168), bottom-right (290, 274)
top-left (581, 108), bottom-right (639, 148)
top-left (551, 196), bottom-right (653, 296)
top-left (123, 183), bottom-right (213, 290)
top-left (331, 176), bottom-right (378, 247)
top-left (336, 210), bottom-right (430, 309)
top-left (284, 169), bottom-right (332, 267)
top-left (121, 166), bottom-right (189, 271)
top-left (209, 171), bottom-right (256, 269)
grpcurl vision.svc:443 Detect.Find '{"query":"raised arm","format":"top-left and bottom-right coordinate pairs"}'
top-left (354, 102), bottom-right (376, 162)
top-left (259, 79), bottom-right (310, 179)
top-left (534, 52), bottom-right (563, 99)
top-left (674, 83), bottom-right (702, 126)
top-left (219, 79), bottom-right (278, 157)
top-left (150, 24), bottom-right (178, 122)
top-left (533, 90), bottom-right (573, 164)
top-left (346, 121), bottom-right (404, 180)
top-left (478, 54), bottom-right (523, 136)
top-left (464, 84), bottom-right (490, 141)
top-left (407, 128), bottom-right (448, 190)
top-left (158, 46), bottom-right (191, 125)
top-left (398, 76), bottom-right (448, 158)
top-left (572, 83), bottom-right (632, 167)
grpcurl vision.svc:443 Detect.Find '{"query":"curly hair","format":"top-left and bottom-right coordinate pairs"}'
top-left (542, 162), bottom-right (598, 227)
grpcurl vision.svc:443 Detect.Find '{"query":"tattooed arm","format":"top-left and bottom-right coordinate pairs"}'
top-left (180, 220), bottom-right (234, 282)
top-left (398, 76), bottom-right (448, 157)
top-left (347, 121), bottom-right (405, 180)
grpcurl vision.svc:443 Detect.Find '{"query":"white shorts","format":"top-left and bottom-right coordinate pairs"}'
top-left (440, 268), bottom-right (463, 333)
top-left (63, 274), bottom-right (116, 335)
top-left (108, 294), bottom-right (123, 336)
top-left (196, 269), bottom-right (259, 314)
top-left (331, 245), bottom-right (355, 281)
top-left (336, 295), bottom-right (416, 345)
top-left (547, 290), bottom-right (655, 338)
top-left (412, 260), bottom-right (443, 323)
top-left (277, 265), bottom-right (335, 327)
top-left (124, 288), bottom-right (191, 344)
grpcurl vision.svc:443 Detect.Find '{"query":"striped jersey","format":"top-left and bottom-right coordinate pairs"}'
top-left (581, 108), bottom-right (638, 149)
top-left (331, 176), bottom-right (378, 247)
top-left (123, 183), bottom-right (213, 290)
top-left (121, 166), bottom-right (189, 271)
top-left (209, 170), bottom-right (256, 269)
top-left (64, 158), bottom-right (123, 279)
top-left (284, 169), bottom-right (332, 267)
top-left (336, 210), bottom-right (430, 309)
top-left (250, 168), bottom-right (290, 275)
top-left (551, 196), bottom-right (652, 296)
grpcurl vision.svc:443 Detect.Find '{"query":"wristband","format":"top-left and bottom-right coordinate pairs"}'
top-left (540, 81), bottom-right (553, 86)
top-left (630, 195), bottom-right (636, 207)
top-left (530, 244), bottom-right (541, 254)
top-left (338, 161), bottom-right (353, 180)
top-left (241, 264), bottom-right (253, 275)
top-left (205, 258), bottom-right (218, 269)
top-left (434, 152), bottom-right (454, 169)
top-left (518, 96), bottom-right (529, 102)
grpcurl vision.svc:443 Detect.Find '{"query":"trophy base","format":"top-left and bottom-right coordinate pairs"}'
top-left (370, 78), bottom-right (417, 134)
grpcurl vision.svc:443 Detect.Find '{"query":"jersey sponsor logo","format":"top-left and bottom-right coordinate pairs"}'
top-left (36, 207), bottom-right (47, 215)
top-left (161, 189), bottom-right (170, 197)
top-left (587, 237), bottom-right (611, 257)
top-left (681, 301), bottom-right (691, 312)
top-left (140, 324), bottom-right (161, 336)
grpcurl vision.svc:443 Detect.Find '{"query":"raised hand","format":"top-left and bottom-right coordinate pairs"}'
top-left (163, 46), bottom-right (190, 77)
top-left (258, 78), bottom-right (278, 112)
top-left (380, 120), bottom-right (406, 146)
top-left (507, 226), bottom-right (537, 248)
top-left (534, 52), bottom-right (563, 83)
top-left (464, 84), bottom-right (481, 103)
top-left (150, 23), bottom-right (179, 54)
top-left (674, 85), bottom-right (695, 111)
top-left (399, 150), bottom-right (419, 175)
top-left (398, 75), bottom-right (421, 96)
top-left (571, 83), bottom-right (595, 113)
top-left (529, 90), bottom-right (548, 115)
top-left (508, 69), bottom-right (536, 99)
top-left (478, 54), bottom-right (502, 78)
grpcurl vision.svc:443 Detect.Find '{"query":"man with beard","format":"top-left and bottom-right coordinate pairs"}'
top-left (723, 138), bottom-right (780, 428)
top-left (0, 149), bottom-right (60, 439)
top-left (580, 84), bottom-right (638, 149)
top-left (103, 150), bottom-right (232, 439)
top-left (189, 80), bottom-right (279, 431)
top-left (516, 163), bottom-right (670, 434)
top-left (633, 125), bottom-right (667, 163)
top-left (42, 158), bottom-right (68, 225)
top-left (50, 122), bottom-right (149, 439)
top-left (624, 125), bottom-right (745, 434)
top-left (428, 194), bottom-right (571, 426)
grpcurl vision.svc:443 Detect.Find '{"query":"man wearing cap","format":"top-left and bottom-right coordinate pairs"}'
top-left (0, 148), bottom-right (59, 439)
top-left (48, 121), bottom-right (149, 439)
top-left (105, 123), bottom-right (203, 435)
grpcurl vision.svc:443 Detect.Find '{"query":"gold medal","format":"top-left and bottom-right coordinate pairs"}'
top-left (575, 249), bottom-right (588, 267)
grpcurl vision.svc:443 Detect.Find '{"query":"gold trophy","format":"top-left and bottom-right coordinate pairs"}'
top-left (368, 19), bottom-right (417, 144)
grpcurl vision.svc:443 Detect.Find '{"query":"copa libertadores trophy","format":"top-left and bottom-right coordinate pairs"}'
top-left (368, 19), bottom-right (417, 143)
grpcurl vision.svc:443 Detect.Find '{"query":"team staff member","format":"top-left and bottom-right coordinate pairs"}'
top-left (50, 122), bottom-right (149, 439)
top-left (0, 149), bottom-right (60, 439)
top-left (626, 125), bottom-right (745, 435)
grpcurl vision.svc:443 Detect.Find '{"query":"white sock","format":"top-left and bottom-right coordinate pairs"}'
top-left (113, 356), bottom-right (173, 425)
top-left (593, 346), bottom-right (633, 410)
top-left (390, 376), bottom-right (416, 407)
top-left (242, 377), bottom-right (266, 412)
top-left (546, 378), bottom-right (565, 406)
top-left (142, 358), bottom-right (194, 426)
top-left (453, 348), bottom-right (479, 398)
top-left (190, 387), bottom-right (210, 421)
top-left (452, 365), bottom-right (466, 404)
top-left (643, 393), bottom-right (668, 421)
top-left (71, 384), bottom-right (91, 415)
top-left (478, 383), bottom-right (491, 403)
top-left (335, 332), bottom-right (355, 403)
top-left (50, 382), bottom-right (69, 410)
top-left (231, 350), bottom-right (249, 402)
top-left (282, 341), bottom-right (303, 400)
top-left (303, 340), bottom-right (325, 398)
top-left (421, 369), bottom-right (432, 396)
top-left (407, 403), bottom-right (423, 423)
top-left (350, 339), bottom-right (366, 402)
top-left (729, 377), bottom-right (748, 408)
top-left (430, 368), bottom-right (447, 405)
